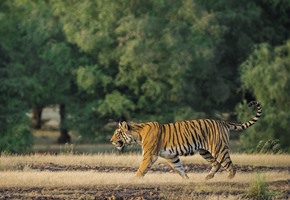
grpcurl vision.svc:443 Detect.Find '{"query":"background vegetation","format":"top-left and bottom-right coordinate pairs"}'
top-left (0, 0), bottom-right (289, 153)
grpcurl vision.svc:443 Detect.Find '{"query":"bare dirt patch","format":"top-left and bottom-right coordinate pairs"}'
top-left (0, 186), bottom-right (160, 200)
top-left (29, 163), bottom-right (290, 174)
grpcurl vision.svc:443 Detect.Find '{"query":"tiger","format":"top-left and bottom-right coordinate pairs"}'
top-left (110, 101), bottom-right (262, 179)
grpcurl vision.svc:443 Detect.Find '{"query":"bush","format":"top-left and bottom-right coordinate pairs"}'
top-left (0, 116), bottom-right (33, 153)
top-left (246, 173), bottom-right (267, 199)
top-left (246, 173), bottom-right (278, 199)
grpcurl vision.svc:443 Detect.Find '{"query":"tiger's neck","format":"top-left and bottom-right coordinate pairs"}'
top-left (128, 123), bottom-right (145, 145)
top-left (129, 122), bottom-right (162, 148)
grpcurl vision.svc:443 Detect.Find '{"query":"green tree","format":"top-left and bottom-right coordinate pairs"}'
top-left (197, 0), bottom-right (290, 110)
top-left (2, 0), bottom-right (78, 144)
top-left (51, 0), bottom-right (226, 142)
top-left (114, 0), bottom-right (223, 120)
top-left (0, 45), bottom-right (33, 153)
top-left (0, 1), bottom-right (33, 153)
top-left (53, 1), bottom-right (222, 115)
top-left (238, 41), bottom-right (290, 150)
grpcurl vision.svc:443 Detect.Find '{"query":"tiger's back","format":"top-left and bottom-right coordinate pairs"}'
top-left (159, 119), bottom-right (230, 157)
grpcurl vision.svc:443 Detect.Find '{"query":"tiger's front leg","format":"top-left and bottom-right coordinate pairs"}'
top-left (136, 151), bottom-right (158, 177)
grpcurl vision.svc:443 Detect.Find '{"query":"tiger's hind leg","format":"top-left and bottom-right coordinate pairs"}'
top-left (199, 149), bottom-right (221, 180)
top-left (217, 150), bottom-right (236, 179)
top-left (163, 156), bottom-right (188, 179)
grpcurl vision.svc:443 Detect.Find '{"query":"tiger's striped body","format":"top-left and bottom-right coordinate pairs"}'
top-left (110, 101), bottom-right (262, 179)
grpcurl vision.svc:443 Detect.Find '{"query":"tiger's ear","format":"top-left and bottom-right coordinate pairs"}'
top-left (119, 121), bottom-right (129, 132)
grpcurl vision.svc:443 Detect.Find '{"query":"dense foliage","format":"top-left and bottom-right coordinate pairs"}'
top-left (0, 0), bottom-right (289, 152)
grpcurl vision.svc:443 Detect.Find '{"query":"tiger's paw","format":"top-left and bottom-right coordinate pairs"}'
top-left (228, 173), bottom-right (235, 179)
top-left (128, 174), bottom-right (144, 183)
top-left (135, 174), bottom-right (144, 179)
top-left (177, 171), bottom-right (189, 179)
top-left (228, 169), bottom-right (236, 179)
top-left (182, 174), bottom-right (189, 179)
top-left (205, 173), bottom-right (214, 180)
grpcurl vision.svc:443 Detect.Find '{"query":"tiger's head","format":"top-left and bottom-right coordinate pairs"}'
top-left (110, 121), bottom-right (138, 151)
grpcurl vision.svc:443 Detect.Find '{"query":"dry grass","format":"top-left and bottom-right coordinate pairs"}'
top-left (227, 153), bottom-right (290, 167)
top-left (181, 153), bottom-right (290, 167)
top-left (0, 153), bottom-right (290, 171)
top-left (0, 171), bottom-right (288, 188)
top-left (0, 153), bottom-right (142, 171)
top-left (1, 153), bottom-right (289, 199)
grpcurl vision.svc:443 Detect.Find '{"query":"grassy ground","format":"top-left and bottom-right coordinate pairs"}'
top-left (0, 171), bottom-right (288, 187)
top-left (0, 153), bottom-right (289, 199)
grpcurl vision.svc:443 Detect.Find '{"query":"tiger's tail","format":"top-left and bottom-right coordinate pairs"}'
top-left (229, 101), bottom-right (262, 131)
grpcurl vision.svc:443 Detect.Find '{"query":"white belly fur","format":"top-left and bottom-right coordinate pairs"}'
top-left (159, 147), bottom-right (197, 158)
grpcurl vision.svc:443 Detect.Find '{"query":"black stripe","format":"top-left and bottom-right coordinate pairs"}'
top-left (178, 123), bottom-right (189, 153)
top-left (173, 158), bottom-right (180, 164)
top-left (219, 148), bottom-right (229, 162)
top-left (190, 122), bottom-right (200, 143)
top-left (164, 124), bottom-right (171, 144)
top-left (172, 123), bottom-right (184, 155)
top-left (199, 150), bottom-right (209, 156)
top-left (198, 121), bottom-right (207, 149)
top-left (190, 130), bottom-right (198, 150)
top-left (198, 120), bottom-right (207, 140)
top-left (223, 160), bottom-right (232, 169)
top-left (183, 122), bottom-right (191, 137)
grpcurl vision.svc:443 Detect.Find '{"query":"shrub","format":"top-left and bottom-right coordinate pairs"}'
top-left (246, 173), bottom-right (277, 199)
top-left (0, 116), bottom-right (33, 153)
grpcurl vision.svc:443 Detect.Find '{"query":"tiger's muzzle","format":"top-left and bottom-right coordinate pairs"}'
top-left (111, 139), bottom-right (125, 151)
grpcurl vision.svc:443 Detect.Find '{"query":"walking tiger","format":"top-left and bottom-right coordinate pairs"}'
top-left (110, 101), bottom-right (262, 179)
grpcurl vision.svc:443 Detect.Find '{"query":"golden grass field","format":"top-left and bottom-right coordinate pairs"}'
top-left (0, 153), bottom-right (290, 199)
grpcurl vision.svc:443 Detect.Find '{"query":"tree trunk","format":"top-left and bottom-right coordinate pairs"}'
top-left (58, 103), bottom-right (71, 144)
top-left (32, 106), bottom-right (43, 129)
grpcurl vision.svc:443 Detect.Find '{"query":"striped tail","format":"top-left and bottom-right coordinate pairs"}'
top-left (229, 101), bottom-right (262, 131)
